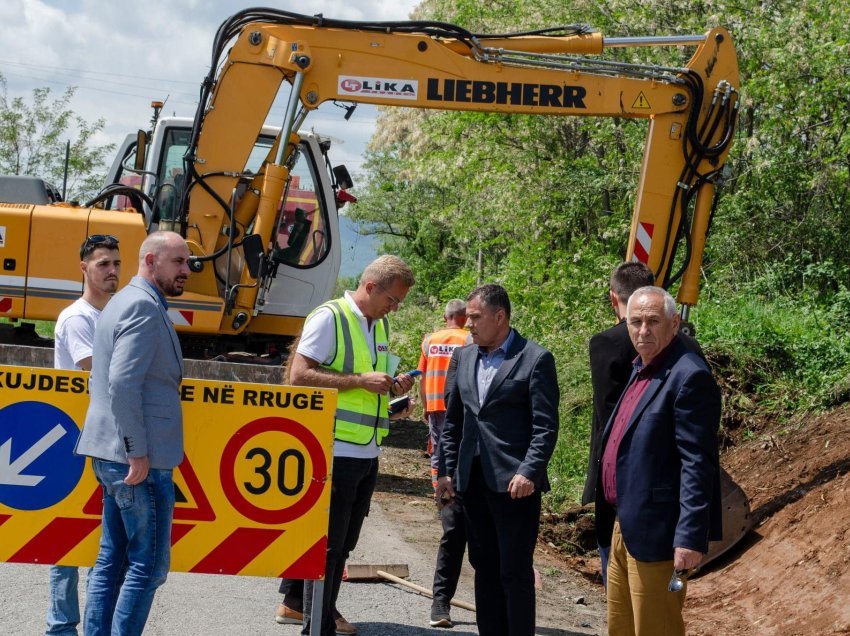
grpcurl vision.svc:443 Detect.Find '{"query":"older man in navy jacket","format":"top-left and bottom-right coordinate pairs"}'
top-left (595, 286), bottom-right (721, 636)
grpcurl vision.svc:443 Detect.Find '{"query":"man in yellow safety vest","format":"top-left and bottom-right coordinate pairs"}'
top-left (278, 255), bottom-right (416, 636)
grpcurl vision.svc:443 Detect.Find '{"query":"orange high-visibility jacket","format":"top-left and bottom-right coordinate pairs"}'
top-left (417, 327), bottom-right (469, 412)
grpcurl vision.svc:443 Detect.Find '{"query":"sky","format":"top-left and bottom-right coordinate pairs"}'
top-left (0, 0), bottom-right (421, 178)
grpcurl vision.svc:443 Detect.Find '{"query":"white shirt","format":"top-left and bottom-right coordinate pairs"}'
top-left (54, 298), bottom-right (101, 370)
top-left (297, 291), bottom-right (380, 459)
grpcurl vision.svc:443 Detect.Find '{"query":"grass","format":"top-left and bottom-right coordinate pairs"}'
top-left (0, 317), bottom-right (55, 338)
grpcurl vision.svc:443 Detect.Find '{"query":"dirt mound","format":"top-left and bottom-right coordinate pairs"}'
top-left (685, 405), bottom-right (850, 635)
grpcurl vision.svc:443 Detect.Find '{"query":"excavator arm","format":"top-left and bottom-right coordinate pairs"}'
top-left (178, 9), bottom-right (738, 331)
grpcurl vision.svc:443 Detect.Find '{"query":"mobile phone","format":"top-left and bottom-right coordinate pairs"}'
top-left (393, 369), bottom-right (422, 384)
top-left (389, 395), bottom-right (411, 415)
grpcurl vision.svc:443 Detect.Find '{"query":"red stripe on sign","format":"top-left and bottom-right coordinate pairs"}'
top-left (9, 518), bottom-right (101, 564)
top-left (633, 241), bottom-right (649, 263)
top-left (171, 523), bottom-right (194, 545)
top-left (82, 486), bottom-right (103, 515)
top-left (281, 535), bottom-right (327, 580)
top-left (642, 221), bottom-right (654, 237)
top-left (190, 527), bottom-right (285, 575)
top-left (0, 514), bottom-right (11, 527)
top-left (0, 298), bottom-right (11, 312)
top-left (179, 310), bottom-right (194, 325)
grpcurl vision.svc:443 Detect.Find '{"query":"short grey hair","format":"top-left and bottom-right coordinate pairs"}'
top-left (627, 286), bottom-right (678, 317)
top-left (444, 299), bottom-right (466, 317)
top-left (360, 255), bottom-right (415, 289)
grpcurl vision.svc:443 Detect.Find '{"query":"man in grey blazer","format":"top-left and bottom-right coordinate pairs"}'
top-left (75, 231), bottom-right (190, 636)
top-left (437, 284), bottom-right (559, 636)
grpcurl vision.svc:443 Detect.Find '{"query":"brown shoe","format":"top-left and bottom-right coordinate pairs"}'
top-left (335, 615), bottom-right (357, 635)
top-left (275, 603), bottom-right (304, 625)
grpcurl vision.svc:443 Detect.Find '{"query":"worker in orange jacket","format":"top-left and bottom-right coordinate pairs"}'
top-left (417, 299), bottom-right (469, 628)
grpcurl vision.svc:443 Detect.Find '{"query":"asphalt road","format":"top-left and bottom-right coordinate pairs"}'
top-left (0, 501), bottom-right (481, 636)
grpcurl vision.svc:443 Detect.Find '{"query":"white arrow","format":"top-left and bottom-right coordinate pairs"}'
top-left (0, 424), bottom-right (67, 486)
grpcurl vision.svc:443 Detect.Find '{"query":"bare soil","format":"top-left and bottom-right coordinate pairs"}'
top-left (684, 405), bottom-right (850, 635)
top-left (379, 404), bottom-right (850, 635)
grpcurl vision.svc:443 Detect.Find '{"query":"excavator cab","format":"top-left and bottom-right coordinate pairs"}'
top-left (100, 115), bottom-right (342, 350)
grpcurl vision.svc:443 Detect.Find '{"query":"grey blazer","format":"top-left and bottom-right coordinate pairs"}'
top-left (75, 276), bottom-right (185, 469)
top-left (440, 331), bottom-right (560, 493)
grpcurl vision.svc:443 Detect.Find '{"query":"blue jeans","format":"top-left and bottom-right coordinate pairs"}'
top-left (84, 459), bottom-right (174, 636)
top-left (46, 566), bottom-right (79, 635)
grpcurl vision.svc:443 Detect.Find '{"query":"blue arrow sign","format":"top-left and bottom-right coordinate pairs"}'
top-left (0, 401), bottom-right (85, 510)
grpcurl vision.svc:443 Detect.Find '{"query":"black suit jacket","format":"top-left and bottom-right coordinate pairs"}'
top-left (582, 321), bottom-right (704, 505)
top-left (440, 330), bottom-right (559, 493)
top-left (594, 338), bottom-right (722, 561)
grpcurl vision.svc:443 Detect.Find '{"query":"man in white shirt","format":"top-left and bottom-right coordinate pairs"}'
top-left (46, 234), bottom-right (120, 635)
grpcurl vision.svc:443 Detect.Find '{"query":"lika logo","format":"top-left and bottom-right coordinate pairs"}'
top-left (337, 76), bottom-right (418, 101)
top-left (340, 79), bottom-right (362, 92)
top-left (377, 344), bottom-right (389, 353)
top-left (429, 344), bottom-right (459, 357)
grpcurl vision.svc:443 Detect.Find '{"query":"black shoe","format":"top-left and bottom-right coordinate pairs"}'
top-left (429, 600), bottom-right (453, 628)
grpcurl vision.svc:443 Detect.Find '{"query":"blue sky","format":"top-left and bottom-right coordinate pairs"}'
top-left (0, 0), bottom-right (420, 176)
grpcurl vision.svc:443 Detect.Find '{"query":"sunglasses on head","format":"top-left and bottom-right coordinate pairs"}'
top-left (80, 234), bottom-right (119, 259)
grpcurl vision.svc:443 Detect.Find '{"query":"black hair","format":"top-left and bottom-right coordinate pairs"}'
top-left (467, 284), bottom-right (511, 320)
top-left (610, 262), bottom-right (655, 302)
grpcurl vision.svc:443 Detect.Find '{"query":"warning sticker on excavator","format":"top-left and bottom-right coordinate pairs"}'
top-left (0, 366), bottom-right (337, 578)
top-left (632, 92), bottom-right (651, 109)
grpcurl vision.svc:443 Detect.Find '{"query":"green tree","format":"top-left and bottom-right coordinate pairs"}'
top-left (354, 0), bottom-right (850, 505)
top-left (0, 73), bottom-right (114, 201)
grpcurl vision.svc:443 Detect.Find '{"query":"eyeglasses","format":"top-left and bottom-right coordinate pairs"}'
top-left (376, 283), bottom-right (403, 308)
top-left (80, 234), bottom-right (119, 259)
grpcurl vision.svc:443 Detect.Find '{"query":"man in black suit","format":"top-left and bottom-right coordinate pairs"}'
top-left (437, 284), bottom-right (559, 636)
top-left (582, 263), bottom-right (654, 585)
top-left (583, 263), bottom-right (656, 507)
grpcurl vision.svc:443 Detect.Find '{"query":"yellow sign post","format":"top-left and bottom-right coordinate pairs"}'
top-left (0, 365), bottom-right (335, 578)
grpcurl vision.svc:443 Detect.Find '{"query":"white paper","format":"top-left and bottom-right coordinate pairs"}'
top-left (386, 353), bottom-right (401, 377)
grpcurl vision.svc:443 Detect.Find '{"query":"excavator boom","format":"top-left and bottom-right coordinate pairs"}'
top-left (180, 9), bottom-right (737, 333)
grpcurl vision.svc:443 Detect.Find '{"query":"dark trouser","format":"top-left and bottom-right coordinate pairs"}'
top-left (431, 491), bottom-right (467, 604)
top-left (278, 579), bottom-right (341, 620)
top-left (302, 456), bottom-right (379, 636)
top-left (278, 578), bottom-right (304, 612)
top-left (463, 459), bottom-right (541, 636)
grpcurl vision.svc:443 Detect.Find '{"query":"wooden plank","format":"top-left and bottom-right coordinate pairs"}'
top-left (343, 562), bottom-right (409, 580)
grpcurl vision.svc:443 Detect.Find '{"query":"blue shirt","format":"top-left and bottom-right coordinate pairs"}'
top-left (140, 276), bottom-right (168, 309)
top-left (475, 328), bottom-right (515, 407)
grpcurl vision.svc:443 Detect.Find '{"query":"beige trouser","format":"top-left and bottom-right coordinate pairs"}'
top-left (607, 520), bottom-right (687, 636)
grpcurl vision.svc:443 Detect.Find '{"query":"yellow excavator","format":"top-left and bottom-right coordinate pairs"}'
top-left (0, 8), bottom-right (747, 559)
top-left (2, 8), bottom-right (738, 353)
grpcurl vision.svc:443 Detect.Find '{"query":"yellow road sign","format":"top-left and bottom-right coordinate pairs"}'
top-left (0, 366), bottom-right (336, 578)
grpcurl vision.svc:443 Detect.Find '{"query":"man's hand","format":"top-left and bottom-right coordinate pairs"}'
top-left (359, 372), bottom-right (395, 394)
top-left (673, 546), bottom-right (704, 572)
top-left (125, 455), bottom-right (150, 485)
top-left (389, 396), bottom-right (416, 421)
top-left (507, 474), bottom-right (535, 499)
top-left (391, 373), bottom-right (414, 396)
top-left (435, 475), bottom-right (455, 502)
